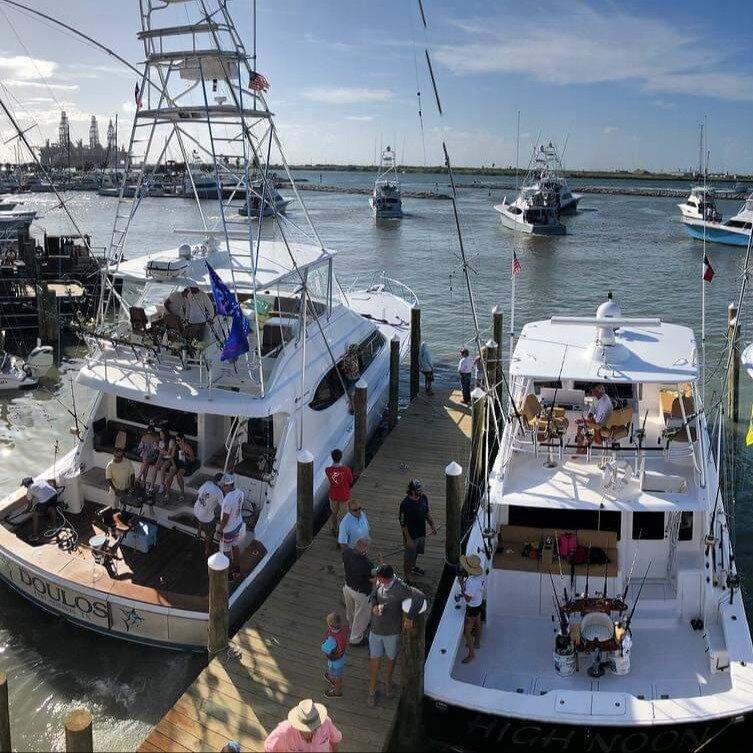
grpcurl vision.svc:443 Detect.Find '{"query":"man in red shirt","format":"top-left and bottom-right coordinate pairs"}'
top-left (325, 448), bottom-right (353, 537)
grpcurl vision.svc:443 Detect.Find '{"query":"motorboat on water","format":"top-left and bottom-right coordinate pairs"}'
top-left (0, 199), bottom-right (36, 239)
top-left (0, 0), bottom-right (415, 651)
top-left (678, 186), bottom-right (722, 222)
top-left (237, 179), bottom-right (290, 218)
top-left (370, 146), bottom-right (403, 219)
top-left (682, 193), bottom-right (753, 247)
top-left (494, 185), bottom-right (566, 235)
top-left (533, 142), bottom-right (581, 213)
top-left (425, 294), bottom-right (753, 751)
top-left (0, 345), bottom-right (53, 390)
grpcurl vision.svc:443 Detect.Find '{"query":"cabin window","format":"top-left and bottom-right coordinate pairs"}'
top-left (310, 366), bottom-right (345, 411)
top-left (115, 397), bottom-right (198, 437)
top-left (574, 381), bottom-right (634, 401)
top-left (359, 330), bottom-right (386, 373)
top-left (679, 511), bottom-right (694, 541)
top-left (247, 416), bottom-right (274, 449)
top-left (508, 505), bottom-right (621, 540)
top-left (632, 511), bottom-right (665, 540)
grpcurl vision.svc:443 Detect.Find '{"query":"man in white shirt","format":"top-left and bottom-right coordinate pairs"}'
top-left (21, 476), bottom-right (58, 540)
top-left (579, 384), bottom-right (613, 443)
top-left (218, 474), bottom-right (245, 580)
top-left (456, 554), bottom-right (486, 664)
top-left (194, 472), bottom-right (224, 557)
top-left (181, 286), bottom-right (215, 338)
top-left (458, 348), bottom-right (474, 404)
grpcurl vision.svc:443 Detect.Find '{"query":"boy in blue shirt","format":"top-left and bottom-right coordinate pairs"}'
top-left (321, 612), bottom-right (349, 698)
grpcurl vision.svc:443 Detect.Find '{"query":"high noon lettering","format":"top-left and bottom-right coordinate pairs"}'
top-left (18, 568), bottom-right (109, 621)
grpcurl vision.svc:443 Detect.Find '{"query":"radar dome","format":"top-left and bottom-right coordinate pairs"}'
top-left (178, 243), bottom-right (192, 259)
top-left (597, 291), bottom-right (621, 319)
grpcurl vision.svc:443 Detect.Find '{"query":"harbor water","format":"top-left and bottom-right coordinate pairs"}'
top-left (1, 172), bottom-right (752, 750)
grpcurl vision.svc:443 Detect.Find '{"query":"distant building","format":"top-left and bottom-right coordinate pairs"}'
top-left (39, 111), bottom-right (126, 169)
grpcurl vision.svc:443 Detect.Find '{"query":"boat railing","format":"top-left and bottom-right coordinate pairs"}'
top-left (347, 271), bottom-right (419, 307)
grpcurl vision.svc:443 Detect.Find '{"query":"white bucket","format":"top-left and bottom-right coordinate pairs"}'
top-left (554, 648), bottom-right (576, 676)
top-left (612, 652), bottom-right (631, 675)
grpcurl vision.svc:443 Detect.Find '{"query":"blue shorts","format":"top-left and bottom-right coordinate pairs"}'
top-left (35, 494), bottom-right (58, 511)
top-left (327, 656), bottom-right (347, 678)
top-left (369, 633), bottom-right (399, 660)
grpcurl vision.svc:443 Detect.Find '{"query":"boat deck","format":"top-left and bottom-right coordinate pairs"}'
top-left (138, 389), bottom-right (472, 753)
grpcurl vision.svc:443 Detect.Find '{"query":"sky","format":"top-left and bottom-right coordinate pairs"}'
top-left (1, 0), bottom-right (753, 172)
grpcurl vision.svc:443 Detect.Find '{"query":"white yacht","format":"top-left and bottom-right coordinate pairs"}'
top-left (0, 0), bottom-right (415, 650)
top-left (425, 295), bottom-right (753, 751)
top-left (494, 186), bottom-right (566, 235)
top-left (0, 199), bottom-right (35, 238)
top-left (534, 142), bottom-right (581, 213)
top-left (237, 179), bottom-right (290, 218)
top-left (683, 193), bottom-right (753, 247)
top-left (678, 186), bottom-right (722, 222)
top-left (370, 146), bottom-right (403, 219)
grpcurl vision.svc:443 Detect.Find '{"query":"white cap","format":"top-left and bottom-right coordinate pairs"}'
top-left (221, 473), bottom-right (235, 486)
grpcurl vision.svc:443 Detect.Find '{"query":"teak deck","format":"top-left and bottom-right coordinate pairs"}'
top-left (138, 389), bottom-right (472, 752)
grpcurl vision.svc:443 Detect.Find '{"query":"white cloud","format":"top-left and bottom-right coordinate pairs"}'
top-left (653, 99), bottom-right (675, 109)
top-left (345, 115), bottom-right (375, 121)
top-left (3, 80), bottom-right (78, 91)
top-left (603, 126), bottom-right (619, 135)
top-left (302, 87), bottom-right (393, 104)
top-left (121, 101), bottom-right (136, 114)
top-left (435, 2), bottom-right (753, 102)
top-left (0, 55), bottom-right (57, 81)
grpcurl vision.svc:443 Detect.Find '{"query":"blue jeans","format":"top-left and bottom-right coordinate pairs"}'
top-left (460, 372), bottom-right (472, 402)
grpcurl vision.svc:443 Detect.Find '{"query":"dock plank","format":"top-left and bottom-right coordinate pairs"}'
top-left (139, 390), bottom-right (471, 752)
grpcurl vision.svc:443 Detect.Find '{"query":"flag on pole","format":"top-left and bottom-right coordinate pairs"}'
top-left (221, 309), bottom-right (250, 361)
top-left (702, 253), bottom-right (715, 282)
top-left (134, 82), bottom-right (143, 109)
top-left (512, 251), bottom-right (522, 277)
top-left (746, 404), bottom-right (753, 446)
top-left (248, 71), bottom-right (270, 92)
top-left (206, 262), bottom-right (238, 316)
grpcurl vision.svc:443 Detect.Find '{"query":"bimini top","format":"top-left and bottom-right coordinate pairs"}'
top-left (112, 238), bottom-right (335, 294)
top-left (510, 297), bottom-right (697, 384)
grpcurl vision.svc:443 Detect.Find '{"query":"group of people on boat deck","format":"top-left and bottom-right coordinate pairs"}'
top-left (133, 424), bottom-right (196, 499)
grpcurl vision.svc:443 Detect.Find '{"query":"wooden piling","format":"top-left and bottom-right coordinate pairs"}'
top-left (484, 338), bottom-right (498, 397)
top-left (388, 334), bottom-right (400, 430)
top-left (207, 552), bottom-right (230, 657)
top-left (399, 596), bottom-right (428, 751)
top-left (0, 673), bottom-right (10, 753)
top-left (296, 450), bottom-right (314, 557)
top-left (471, 387), bottom-right (487, 485)
top-left (492, 306), bottom-right (504, 358)
top-left (445, 461), bottom-right (464, 567)
top-left (727, 303), bottom-right (740, 422)
top-left (64, 708), bottom-right (93, 753)
top-left (36, 283), bottom-right (58, 346)
top-left (353, 380), bottom-right (368, 477)
top-left (410, 306), bottom-right (421, 400)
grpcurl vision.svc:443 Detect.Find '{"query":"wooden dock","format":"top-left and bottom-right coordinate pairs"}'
top-left (138, 389), bottom-right (471, 753)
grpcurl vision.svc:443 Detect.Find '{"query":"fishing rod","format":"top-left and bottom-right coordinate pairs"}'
top-left (583, 541), bottom-right (591, 600)
top-left (624, 561), bottom-right (652, 632)
top-left (602, 559), bottom-right (608, 599)
top-left (549, 569), bottom-right (568, 635)
top-left (622, 528), bottom-right (642, 603)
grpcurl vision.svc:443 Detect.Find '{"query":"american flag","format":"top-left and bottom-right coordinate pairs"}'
top-left (512, 251), bottom-right (522, 277)
top-left (134, 81), bottom-right (143, 109)
top-left (702, 253), bottom-right (714, 282)
top-left (248, 70), bottom-right (270, 92)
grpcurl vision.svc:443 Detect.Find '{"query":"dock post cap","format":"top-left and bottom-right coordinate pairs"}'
top-left (297, 449), bottom-right (314, 464)
top-left (492, 304), bottom-right (501, 314)
top-left (207, 552), bottom-right (230, 571)
top-left (64, 708), bottom-right (92, 732)
top-left (471, 387), bottom-right (485, 400)
top-left (391, 333), bottom-right (400, 342)
top-left (485, 338), bottom-right (498, 348)
top-left (445, 461), bottom-right (463, 476)
top-left (402, 597), bottom-right (428, 615)
top-left (355, 379), bottom-right (368, 390)
top-left (411, 303), bottom-right (421, 310)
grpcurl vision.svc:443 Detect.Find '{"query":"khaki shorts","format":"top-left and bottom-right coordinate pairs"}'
top-left (404, 536), bottom-right (426, 568)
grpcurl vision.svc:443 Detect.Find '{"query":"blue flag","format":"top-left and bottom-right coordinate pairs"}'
top-left (221, 309), bottom-right (250, 362)
top-left (206, 262), bottom-right (238, 316)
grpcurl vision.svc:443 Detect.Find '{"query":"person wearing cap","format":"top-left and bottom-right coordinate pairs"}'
top-left (367, 564), bottom-right (425, 708)
top-left (399, 479), bottom-right (436, 584)
top-left (455, 554), bottom-right (486, 664)
top-left (418, 341), bottom-right (434, 396)
top-left (458, 348), bottom-right (474, 404)
top-left (194, 472), bottom-right (224, 557)
top-left (217, 474), bottom-right (245, 580)
top-left (105, 447), bottom-right (135, 511)
top-left (263, 699), bottom-right (342, 752)
top-left (337, 498), bottom-right (369, 552)
top-left (20, 476), bottom-right (58, 540)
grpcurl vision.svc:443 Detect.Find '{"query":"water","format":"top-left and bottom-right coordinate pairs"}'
top-left (1, 175), bottom-right (751, 750)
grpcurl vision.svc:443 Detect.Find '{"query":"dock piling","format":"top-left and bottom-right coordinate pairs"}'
top-left (483, 338), bottom-right (498, 400)
top-left (0, 673), bottom-right (10, 753)
top-left (470, 387), bottom-right (487, 486)
top-left (64, 708), bottom-right (93, 753)
top-left (207, 552), bottom-right (230, 657)
top-left (492, 306), bottom-right (504, 358)
top-left (354, 380), bottom-right (368, 478)
top-left (388, 334), bottom-right (400, 429)
top-left (727, 302), bottom-right (740, 422)
top-left (296, 450), bottom-right (314, 557)
top-left (445, 461), bottom-right (464, 567)
top-left (410, 306), bottom-right (421, 400)
top-left (399, 596), bottom-right (428, 751)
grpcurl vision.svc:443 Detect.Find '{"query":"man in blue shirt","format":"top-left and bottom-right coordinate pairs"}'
top-left (338, 499), bottom-right (370, 551)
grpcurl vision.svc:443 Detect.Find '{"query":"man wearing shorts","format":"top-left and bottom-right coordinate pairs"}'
top-left (367, 564), bottom-right (424, 707)
top-left (456, 554), bottom-right (486, 664)
top-left (399, 479), bottom-right (437, 583)
top-left (194, 472), bottom-right (224, 557)
top-left (21, 476), bottom-right (58, 541)
top-left (325, 448), bottom-right (353, 537)
top-left (217, 474), bottom-right (245, 580)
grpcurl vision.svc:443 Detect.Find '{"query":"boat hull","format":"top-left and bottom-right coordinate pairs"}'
top-left (683, 220), bottom-right (750, 247)
top-left (370, 198), bottom-right (403, 219)
top-left (559, 194), bottom-right (581, 213)
top-left (424, 697), bottom-right (752, 753)
top-left (495, 204), bottom-right (566, 235)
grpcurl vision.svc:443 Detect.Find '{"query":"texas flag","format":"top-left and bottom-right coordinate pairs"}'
top-left (702, 254), bottom-right (715, 282)
top-left (134, 82), bottom-right (143, 109)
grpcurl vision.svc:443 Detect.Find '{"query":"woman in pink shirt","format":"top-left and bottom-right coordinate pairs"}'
top-left (264, 699), bottom-right (342, 753)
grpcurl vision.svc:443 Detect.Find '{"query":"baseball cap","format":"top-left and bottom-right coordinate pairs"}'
top-left (376, 564), bottom-right (394, 580)
top-left (20, 476), bottom-right (33, 488)
top-left (221, 473), bottom-right (235, 486)
top-left (408, 479), bottom-right (423, 493)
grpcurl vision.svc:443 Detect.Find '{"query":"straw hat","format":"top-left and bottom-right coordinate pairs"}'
top-left (459, 554), bottom-right (483, 576)
top-left (287, 699), bottom-right (328, 732)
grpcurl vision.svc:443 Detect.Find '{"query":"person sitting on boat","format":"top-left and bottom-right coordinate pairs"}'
top-left (454, 554), bottom-right (486, 664)
top-left (576, 384), bottom-right (613, 444)
top-left (218, 474), bottom-right (245, 581)
top-left (155, 427), bottom-right (175, 496)
top-left (164, 432), bottom-right (195, 502)
top-left (105, 447), bottom-right (135, 510)
top-left (20, 475), bottom-right (58, 541)
top-left (136, 424), bottom-right (159, 492)
top-left (163, 289), bottom-right (184, 318)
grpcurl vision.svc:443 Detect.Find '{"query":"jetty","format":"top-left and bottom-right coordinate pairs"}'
top-left (138, 388), bottom-right (472, 753)
top-left (277, 181), bottom-right (451, 201)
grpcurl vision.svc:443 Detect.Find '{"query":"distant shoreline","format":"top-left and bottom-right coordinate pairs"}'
top-left (284, 163), bottom-right (753, 183)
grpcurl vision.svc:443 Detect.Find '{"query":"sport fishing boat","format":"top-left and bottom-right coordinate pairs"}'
top-left (370, 146), bottom-right (403, 219)
top-left (533, 142), bottom-right (581, 214)
top-left (678, 186), bottom-right (722, 222)
top-left (237, 179), bottom-right (290, 218)
top-left (0, 0), bottom-right (415, 650)
top-left (682, 193), bottom-right (753, 247)
top-left (0, 199), bottom-right (35, 239)
top-left (425, 294), bottom-right (753, 751)
top-left (494, 185), bottom-right (566, 235)
top-left (0, 345), bottom-right (53, 390)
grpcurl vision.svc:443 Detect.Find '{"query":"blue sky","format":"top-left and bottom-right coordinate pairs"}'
top-left (1, 0), bottom-right (753, 171)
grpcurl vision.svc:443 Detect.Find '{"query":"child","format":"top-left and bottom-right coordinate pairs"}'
top-left (321, 612), bottom-right (349, 699)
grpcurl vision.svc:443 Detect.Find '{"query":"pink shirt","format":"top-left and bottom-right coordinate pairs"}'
top-left (264, 719), bottom-right (343, 752)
